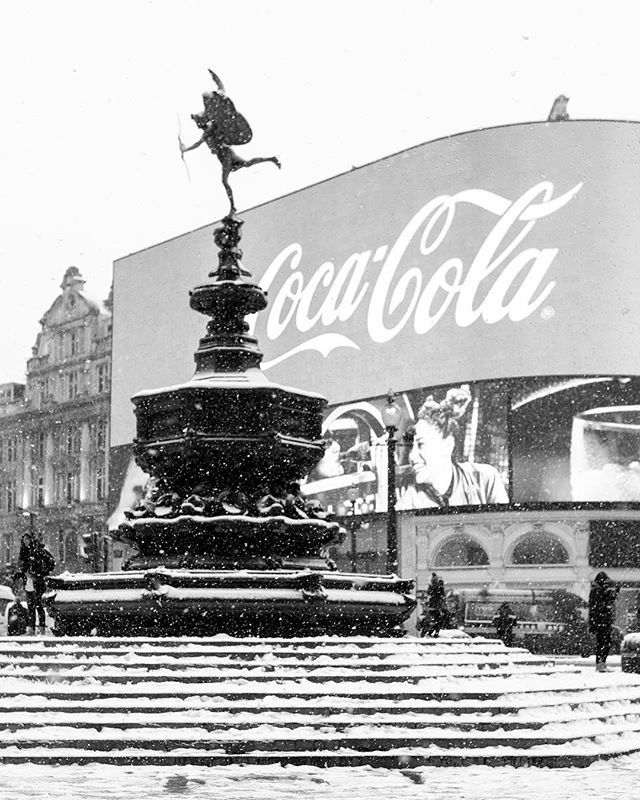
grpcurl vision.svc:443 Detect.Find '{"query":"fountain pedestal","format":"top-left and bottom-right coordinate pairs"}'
top-left (46, 215), bottom-right (415, 636)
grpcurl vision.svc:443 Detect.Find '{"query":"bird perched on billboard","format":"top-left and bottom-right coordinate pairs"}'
top-left (548, 95), bottom-right (570, 121)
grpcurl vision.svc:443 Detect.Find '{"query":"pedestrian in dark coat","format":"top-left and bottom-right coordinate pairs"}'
top-left (493, 602), bottom-right (518, 647)
top-left (424, 572), bottom-right (449, 638)
top-left (15, 533), bottom-right (55, 635)
top-left (588, 571), bottom-right (619, 672)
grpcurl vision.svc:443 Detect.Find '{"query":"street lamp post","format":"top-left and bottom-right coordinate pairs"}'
top-left (346, 486), bottom-right (360, 573)
top-left (381, 391), bottom-right (402, 575)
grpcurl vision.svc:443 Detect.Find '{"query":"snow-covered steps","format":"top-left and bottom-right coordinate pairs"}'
top-left (0, 664), bottom-right (578, 682)
top-left (0, 634), bottom-right (639, 767)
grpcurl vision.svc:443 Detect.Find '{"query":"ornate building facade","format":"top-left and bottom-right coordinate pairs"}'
top-left (394, 506), bottom-right (640, 634)
top-left (0, 267), bottom-right (111, 575)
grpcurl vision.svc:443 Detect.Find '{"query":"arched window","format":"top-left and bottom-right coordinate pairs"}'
top-left (511, 533), bottom-right (569, 565)
top-left (434, 535), bottom-right (489, 567)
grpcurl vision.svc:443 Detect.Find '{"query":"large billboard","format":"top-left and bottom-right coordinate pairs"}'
top-left (111, 120), bottom-right (640, 513)
top-left (302, 376), bottom-right (640, 515)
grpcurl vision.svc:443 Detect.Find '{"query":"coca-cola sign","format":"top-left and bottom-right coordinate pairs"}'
top-left (256, 180), bottom-right (582, 369)
top-left (111, 121), bottom-right (640, 447)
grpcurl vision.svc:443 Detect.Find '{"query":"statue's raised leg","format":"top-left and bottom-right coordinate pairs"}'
top-left (240, 156), bottom-right (281, 170)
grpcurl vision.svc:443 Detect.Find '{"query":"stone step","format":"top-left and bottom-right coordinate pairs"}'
top-left (2, 745), bottom-right (639, 768)
top-left (0, 665), bottom-right (576, 682)
top-left (0, 640), bottom-right (529, 657)
top-left (0, 718), bottom-right (639, 751)
top-left (0, 651), bottom-right (538, 666)
top-left (0, 667), bottom-right (599, 694)
top-left (0, 681), bottom-right (637, 703)
top-left (0, 689), bottom-right (639, 715)
top-left (0, 705), bottom-right (636, 731)
top-left (0, 652), bottom-right (551, 667)
top-left (1, 634), bottom-right (486, 647)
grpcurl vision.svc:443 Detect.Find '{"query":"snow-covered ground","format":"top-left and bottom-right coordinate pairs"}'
top-left (0, 633), bottom-right (638, 796)
top-left (0, 758), bottom-right (639, 799)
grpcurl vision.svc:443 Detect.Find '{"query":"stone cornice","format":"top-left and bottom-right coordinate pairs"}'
top-left (411, 506), bottom-right (640, 528)
top-left (27, 350), bottom-right (110, 377)
top-left (17, 395), bottom-right (109, 421)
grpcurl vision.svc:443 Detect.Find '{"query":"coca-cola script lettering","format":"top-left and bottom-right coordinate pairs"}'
top-left (254, 181), bottom-right (582, 369)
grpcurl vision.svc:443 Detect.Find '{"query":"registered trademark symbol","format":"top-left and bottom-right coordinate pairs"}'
top-left (540, 306), bottom-right (555, 320)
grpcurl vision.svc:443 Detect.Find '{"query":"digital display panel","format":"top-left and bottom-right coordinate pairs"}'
top-left (302, 380), bottom-right (510, 513)
top-left (301, 375), bottom-right (640, 515)
top-left (511, 376), bottom-right (640, 503)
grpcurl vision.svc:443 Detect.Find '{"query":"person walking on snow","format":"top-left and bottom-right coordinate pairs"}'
top-left (493, 602), bottom-right (518, 647)
top-left (15, 532), bottom-right (55, 635)
top-left (423, 572), bottom-right (449, 638)
top-left (588, 571), bottom-right (619, 672)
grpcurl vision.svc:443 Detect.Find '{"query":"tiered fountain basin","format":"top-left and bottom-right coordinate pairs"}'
top-left (132, 375), bottom-right (327, 493)
top-left (45, 568), bottom-right (415, 637)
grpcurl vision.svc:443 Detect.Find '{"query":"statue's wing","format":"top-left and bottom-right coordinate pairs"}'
top-left (203, 92), bottom-right (253, 145)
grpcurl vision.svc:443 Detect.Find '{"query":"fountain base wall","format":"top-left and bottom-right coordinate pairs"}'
top-left (45, 567), bottom-right (416, 637)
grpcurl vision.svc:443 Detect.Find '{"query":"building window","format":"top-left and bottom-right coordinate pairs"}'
top-left (30, 473), bottom-right (38, 508)
top-left (65, 472), bottom-right (78, 505)
top-left (30, 473), bottom-right (46, 509)
top-left (39, 378), bottom-right (49, 405)
top-left (433, 535), bottom-right (490, 567)
top-left (65, 427), bottom-right (81, 455)
top-left (95, 417), bottom-right (107, 451)
top-left (97, 363), bottom-right (110, 394)
top-left (36, 431), bottom-right (46, 460)
top-left (511, 533), bottom-right (569, 565)
top-left (96, 466), bottom-right (105, 502)
top-left (5, 481), bottom-right (16, 513)
top-left (67, 372), bottom-right (79, 400)
top-left (6, 437), bottom-right (17, 463)
top-left (69, 329), bottom-right (79, 356)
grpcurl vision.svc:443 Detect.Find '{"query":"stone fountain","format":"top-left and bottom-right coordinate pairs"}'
top-left (45, 72), bottom-right (415, 636)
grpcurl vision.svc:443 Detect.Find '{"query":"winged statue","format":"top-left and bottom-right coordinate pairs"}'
top-left (179, 70), bottom-right (281, 213)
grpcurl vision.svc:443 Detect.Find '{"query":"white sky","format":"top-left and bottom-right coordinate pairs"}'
top-left (0, 0), bottom-right (638, 384)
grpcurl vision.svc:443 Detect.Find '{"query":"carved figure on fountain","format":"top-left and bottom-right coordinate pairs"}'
top-left (117, 474), bottom-right (345, 573)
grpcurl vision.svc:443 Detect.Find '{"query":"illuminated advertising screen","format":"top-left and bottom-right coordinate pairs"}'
top-left (302, 380), bottom-right (509, 513)
top-left (511, 376), bottom-right (640, 503)
top-left (301, 375), bottom-right (640, 515)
